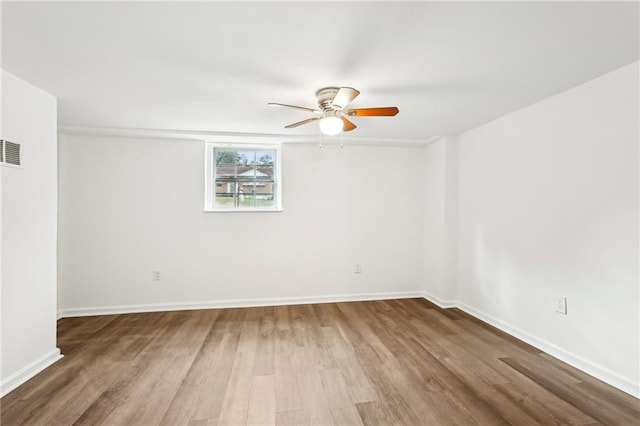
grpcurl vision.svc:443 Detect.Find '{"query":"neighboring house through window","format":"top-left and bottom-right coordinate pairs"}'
top-left (205, 143), bottom-right (281, 211)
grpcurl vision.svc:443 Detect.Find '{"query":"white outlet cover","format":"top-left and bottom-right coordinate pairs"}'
top-left (555, 296), bottom-right (567, 315)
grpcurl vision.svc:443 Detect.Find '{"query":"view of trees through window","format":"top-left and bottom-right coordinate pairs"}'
top-left (214, 148), bottom-right (276, 209)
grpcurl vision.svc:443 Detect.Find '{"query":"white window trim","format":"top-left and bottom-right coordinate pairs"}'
top-left (204, 142), bottom-right (282, 212)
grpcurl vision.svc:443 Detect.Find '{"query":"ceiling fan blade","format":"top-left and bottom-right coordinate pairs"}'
top-left (341, 117), bottom-right (357, 132)
top-left (284, 117), bottom-right (320, 128)
top-left (331, 87), bottom-right (360, 110)
top-left (268, 102), bottom-right (319, 113)
top-left (346, 107), bottom-right (399, 117)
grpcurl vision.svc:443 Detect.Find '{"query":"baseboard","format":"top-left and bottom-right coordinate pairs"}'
top-left (58, 291), bottom-right (425, 318)
top-left (0, 348), bottom-right (63, 397)
top-left (423, 292), bottom-right (458, 309)
top-left (422, 295), bottom-right (639, 399)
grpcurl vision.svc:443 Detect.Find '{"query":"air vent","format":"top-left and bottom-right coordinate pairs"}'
top-left (0, 139), bottom-right (22, 167)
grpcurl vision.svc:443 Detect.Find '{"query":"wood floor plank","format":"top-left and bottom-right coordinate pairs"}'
top-left (321, 324), bottom-right (378, 404)
top-left (329, 404), bottom-right (365, 426)
top-left (441, 356), bottom-right (549, 425)
top-left (336, 304), bottom-right (437, 425)
top-left (2, 298), bottom-right (637, 426)
top-left (290, 346), bottom-right (335, 425)
top-left (237, 305), bottom-right (260, 353)
top-left (539, 351), bottom-right (640, 411)
top-left (217, 350), bottom-right (256, 426)
top-left (188, 323), bottom-right (243, 421)
top-left (57, 314), bottom-right (120, 354)
top-left (274, 353), bottom-right (302, 412)
top-left (160, 309), bottom-right (233, 425)
top-left (320, 368), bottom-right (352, 407)
top-left (401, 337), bottom-right (512, 425)
top-left (253, 313), bottom-right (276, 376)
top-left (355, 400), bottom-right (402, 426)
top-left (501, 356), bottom-right (638, 425)
top-left (247, 375), bottom-right (276, 426)
top-left (275, 410), bottom-right (311, 426)
top-left (493, 382), bottom-right (597, 426)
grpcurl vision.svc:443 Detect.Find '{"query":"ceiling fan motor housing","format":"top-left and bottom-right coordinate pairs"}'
top-left (315, 87), bottom-right (341, 111)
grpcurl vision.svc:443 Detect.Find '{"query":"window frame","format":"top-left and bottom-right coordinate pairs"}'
top-left (204, 142), bottom-right (282, 212)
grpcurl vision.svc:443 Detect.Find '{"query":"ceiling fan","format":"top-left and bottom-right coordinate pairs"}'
top-left (268, 87), bottom-right (399, 136)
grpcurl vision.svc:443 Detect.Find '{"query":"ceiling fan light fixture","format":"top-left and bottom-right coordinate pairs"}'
top-left (319, 112), bottom-right (343, 136)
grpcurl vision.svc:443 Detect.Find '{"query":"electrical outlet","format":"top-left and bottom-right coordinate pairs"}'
top-left (555, 296), bottom-right (567, 315)
top-left (354, 263), bottom-right (361, 274)
top-left (153, 270), bottom-right (161, 281)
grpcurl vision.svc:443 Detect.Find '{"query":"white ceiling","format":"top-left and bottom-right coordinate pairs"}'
top-left (2, 1), bottom-right (638, 142)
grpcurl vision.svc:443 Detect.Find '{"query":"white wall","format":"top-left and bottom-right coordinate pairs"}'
top-left (423, 135), bottom-right (459, 304)
top-left (1, 70), bottom-right (60, 396)
top-left (454, 61), bottom-right (639, 396)
top-left (58, 137), bottom-right (425, 314)
top-left (423, 138), bottom-right (447, 301)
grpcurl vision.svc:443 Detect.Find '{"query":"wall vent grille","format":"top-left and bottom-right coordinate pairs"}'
top-left (0, 139), bottom-right (22, 167)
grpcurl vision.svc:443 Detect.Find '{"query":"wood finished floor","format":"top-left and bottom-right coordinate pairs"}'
top-left (1, 298), bottom-right (638, 425)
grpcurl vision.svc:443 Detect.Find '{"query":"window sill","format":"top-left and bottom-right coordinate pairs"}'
top-left (203, 208), bottom-right (283, 213)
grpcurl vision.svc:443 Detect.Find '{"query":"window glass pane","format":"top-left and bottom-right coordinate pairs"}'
top-left (215, 149), bottom-right (237, 178)
top-left (239, 194), bottom-right (275, 208)
top-left (215, 150), bottom-right (238, 166)
top-left (215, 194), bottom-right (235, 208)
top-left (214, 180), bottom-right (234, 208)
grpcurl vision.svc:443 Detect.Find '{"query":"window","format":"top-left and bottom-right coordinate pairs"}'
top-left (205, 143), bottom-right (281, 211)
